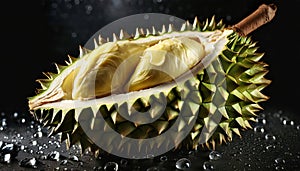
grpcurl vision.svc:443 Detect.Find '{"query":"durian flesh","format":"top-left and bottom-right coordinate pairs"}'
top-left (28, 17), bottom-right (270, 154)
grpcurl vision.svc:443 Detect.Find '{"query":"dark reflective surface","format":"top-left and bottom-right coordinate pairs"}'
top-left (0, 0), bottom-right (300, 170)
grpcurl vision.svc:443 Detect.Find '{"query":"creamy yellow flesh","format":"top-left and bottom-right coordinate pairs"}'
top-left (62, 36), bottom-right (205, 100)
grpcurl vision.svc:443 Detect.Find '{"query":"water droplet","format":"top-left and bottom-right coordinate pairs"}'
top-left (256, 116), bottom-right (266, 124)
top-left (282, 118), bottom-right (294, 126)
top-left (120, 159), bottom-right (128, 166)
top-left (39, 155), bottom-right (48, 160)
top-left (30, 140), bottom-right (38, 146)
top-left (85, 5), bottom-right (93, 15)
top-left (20, 118), bottom-right (26, 124)
top-left (13, 112), bottom-right (18, 118)
top-left (203, 161), bottom-right (214, 170)
top-left (104, 162), bottom-right (119, 171)
top-left (254, 126), bottom-right (265, 133)
top-left (209, 151), bottom-right (222, 160)
top-left (33, 131), bottom-right (43, 138)
top-left (160, 155), bottom-right (168, 162)
top-left (1, 143), bottom-right (20, 158)
top-left (175, 158), bottom-right (191, 170)
top-left (2, 153), bottom-right (11, 163)
top-left (60, 159), bottom-right (69, 165)
top-left (48, 151), bottom-right (60, 161)
top-left (275, 158), bottom-right (286, 164)
top-left (226, 15), bottom-right (232, 21)
top-left (71, 32), bottom-right (77, 38)
top-left (296, 125), bottom-right (300, 130)
top-left (19, 157), bottom-right (38, 169)
top-left (275, 166), bottom-right (285, 170)
top-left (265, 134), bottom-right (276, 141)
top-left (266, 145), bottom-right (275, 150)
top-left (69, 155), bottom-right (79, 162)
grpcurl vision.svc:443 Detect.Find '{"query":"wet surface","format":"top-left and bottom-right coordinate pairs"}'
top-left (0, 107), bottom-right (299, 171)
top-left (1, 0), bottom-right (300, 170)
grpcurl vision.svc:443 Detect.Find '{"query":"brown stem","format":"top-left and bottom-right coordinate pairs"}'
top-left (231, 3), bottom-right (277, 36)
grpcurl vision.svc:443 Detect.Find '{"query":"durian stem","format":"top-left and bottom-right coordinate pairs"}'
top-left (231, 4), bottom-right (277, 36)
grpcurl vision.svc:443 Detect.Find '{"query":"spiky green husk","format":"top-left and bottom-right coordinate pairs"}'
top-left (30, 17), bottom-right (270, 155)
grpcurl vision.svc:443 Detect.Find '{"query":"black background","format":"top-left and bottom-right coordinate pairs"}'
top-left (0, 0), bottom-right (300, 170)
top-left (0, 0), bottom-right (299, 116)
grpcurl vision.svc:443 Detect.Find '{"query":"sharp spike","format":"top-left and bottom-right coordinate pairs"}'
top-left (93, 38), bottom-right (98, 49)
top-left (152, 26), bottom-right (156, 35)
top-left (180, 22), bottom-right (186, 31)
top-left (42, 72), bottom-right (53, 80)
top-left (67, 55), bottom-right (77, 65)
top-left (119, 29), bottom-right (130, 40)
top-left (36, 79), bottom-right (49, 90)
top-left (192, 16), bottom-right (199, 30)
top-left (106, 37), bottom-right (110, 42)
top-left (139, 28), bottom-right (145, 35)
top-left (146, 28), bottom-right (151, 36)
top-left (209, 15), bottom-right (216, 29)
top-left (159, 24), bottom-right (166, 34)
top-left (112, 33), bottom-right (118, 42)
top-left (79, 45), bottom-right (84, 57)
top-left (134, 27), bottom-right (141, 39)
top-left (98, 34), bottom-right (106, 45)
top-left (168, 24), bottom-right (175, 33)
top-left (78, 46), bottom-right (91, 58)
top-left (54, 63), bottom-right (62, 74)
top-left (185, 20), bottom-right (192, 30)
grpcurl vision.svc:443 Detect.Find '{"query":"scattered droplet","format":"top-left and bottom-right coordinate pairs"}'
top-left (282, 118), bottom-right (294, 126)
top-left (19, 157), bottom-right (38, 169)
top-left (60, 159), bottom-right (70, 165)
top-left (1, 153), bottom-right (12, 163)
top-left (85, 5), bottom-right (93, 15)
top-left (254, 126), bottom-right (265, 133)
top-left (13, 112), bottom-right (18, 118)
top-left (160, 155), bottom-right (168, 162)
top-left (265, 134), bottom-right (276, 141)
top-left (296, 125), bottom-right (300, 130)
top-left (33, 131), bottom-right (43, 138)
top-left (256, 116), bottom-right (266, 124)
top-left (1, 143), bottom-right (20, 158)
top-left (209, 151), bottom-right (222, 160)
top-left (266, 145), bottom-right (275, 150)
top-left (30, 140), bottom-right (38, 146)
top-left (104, 162), bottom-right (119, 171)
top-left (275, 158), bottom-right (286, 164)
top-left (69, 155), bottom-right (79, 162)
top-left (71, 32), bottom-right (77, 38)
top-left (48, 151), bottom-right (60, 161)
top-left (120, 159), bottom-right (128, 166)
top-left (175, 158), bottom-right (191, 170)
top-left (203, 161), bottom-right (214, 170)
top-left (20, 118), bottom-right (26, 124)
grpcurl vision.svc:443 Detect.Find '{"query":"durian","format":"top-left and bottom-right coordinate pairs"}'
top-left (28, 4), bottom-right (276, 158)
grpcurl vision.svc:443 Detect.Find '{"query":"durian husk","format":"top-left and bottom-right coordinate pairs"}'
top-left (29, 17), bottom-right (270, 156)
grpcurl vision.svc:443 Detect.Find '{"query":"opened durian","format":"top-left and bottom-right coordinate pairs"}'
top-left (28, 4), bottom-right (276, 157)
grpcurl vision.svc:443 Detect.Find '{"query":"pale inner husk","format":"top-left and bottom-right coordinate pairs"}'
top-left (29, 29), bottom-right (233, 110)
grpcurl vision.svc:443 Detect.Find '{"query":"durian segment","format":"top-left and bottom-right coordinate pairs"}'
top-left (29, 17), bottom-right (270, 154)
top-left (28, 28), bottom-right (233, 111)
